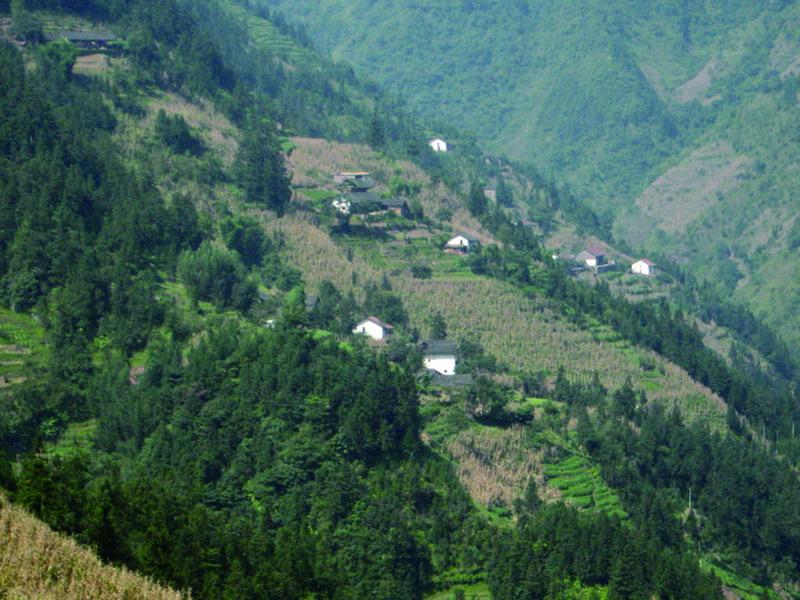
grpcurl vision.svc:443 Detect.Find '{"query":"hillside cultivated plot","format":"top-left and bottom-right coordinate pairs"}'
top-left (544, 455), bottom-right (628, 519)
top-left (0, 308), bottom-right (46, 396)
top-left (287, 137), bottom-right (488, 237)
top-left (443, 425), bottom-right (544, 512)
top-left (0, 494), bottom-right (186, 600)
top-left (621, 141), bottom-right (750, 246)
top-left (394, 277), bottom-right (726, 426)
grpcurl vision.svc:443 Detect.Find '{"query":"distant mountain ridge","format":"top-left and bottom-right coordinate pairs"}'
top-left (258, 0), bottom-right (800, 349)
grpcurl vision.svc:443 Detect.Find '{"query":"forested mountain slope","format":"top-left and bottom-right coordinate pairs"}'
top-left (259, 0), bottom-right (800, 349)
top-left (1, 0), bottom-right (800, 599)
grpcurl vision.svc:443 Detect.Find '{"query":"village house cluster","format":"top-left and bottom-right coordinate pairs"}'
top-left (555, 246), bottom-right (656, 277)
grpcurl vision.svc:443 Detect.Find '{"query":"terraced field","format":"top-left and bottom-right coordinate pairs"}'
top-left (0, 308), bottom-right (46, 397)
top-left (426, 583), bottom-right (491, 600)
top-left (219, 1), bottom-right (320, 68)
top-left (543, 455), bottom-right (628, 519)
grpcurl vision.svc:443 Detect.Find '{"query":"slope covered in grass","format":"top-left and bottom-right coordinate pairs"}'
top-left (0, 493), bottom-right (186, 600)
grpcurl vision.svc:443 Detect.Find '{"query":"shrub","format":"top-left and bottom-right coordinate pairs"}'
top-left (177, 242), bottom-right (256, 310)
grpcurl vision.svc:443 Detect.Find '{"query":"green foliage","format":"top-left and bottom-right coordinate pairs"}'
top-left (220, 215), bottom-right (266, 268)
top-left (234, 114), bottom-right (291, 214)
top-left (12, 324), bottom-right (488, 599)
top-left (154, 110), bottom-right (204, 156)
top-left (177, 242), bottom-right (256, 311)
top-left (488, 503), bottom-right (722, 600)
top-left (10, 0), bottom-right (44, 43)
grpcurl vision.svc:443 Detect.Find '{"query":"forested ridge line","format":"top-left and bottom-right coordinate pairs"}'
top-left (1, 0), bottom-right (800, 598)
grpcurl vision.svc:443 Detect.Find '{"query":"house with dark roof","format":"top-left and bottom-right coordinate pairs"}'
top-left (420, 339), bottom-right (458, 376)
top-left (444, 233), bottom-right (480, 254)
top-left (380, 196), bottom-right (410, 216)
top-left (346, 191), bottom-right (383, 213)
top-left (631, 259), bottom-right (656, 276)
top-left (353, 317), bottom-right (393, 341)
top-left (347, 192), bottom-right (409, 217)
top-left (576, 246), bottom-right (606, 268)
top-left (48, 30), bottom-right (119, 49)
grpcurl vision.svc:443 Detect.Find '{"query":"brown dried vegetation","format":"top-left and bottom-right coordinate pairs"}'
top-left (444, 426), bottom-right (550, 509)
top-left (0, 493), bottom-right (187, 600)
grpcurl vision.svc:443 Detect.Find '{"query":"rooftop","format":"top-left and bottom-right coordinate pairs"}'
top-left (420, 339), bottom-right (457, 356)
top-left (450, 232), bottom-right (480, 243)
top-left (50, 30), bottom-right (118, 42)
top-left (363, 316), bottom-right (393, 330)
top-left (381, 197), bottom-right (408, 208)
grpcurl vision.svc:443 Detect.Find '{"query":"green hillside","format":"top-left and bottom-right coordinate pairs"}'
top-left (1, 0), bottom-right (800, 599)
top-left (259, 0), bottom-right (800, 349)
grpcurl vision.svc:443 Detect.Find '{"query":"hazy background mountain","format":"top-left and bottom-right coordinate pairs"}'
top-left (260, 0), bottom-right (800, 347)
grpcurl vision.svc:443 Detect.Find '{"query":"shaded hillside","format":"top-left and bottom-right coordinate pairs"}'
top-left (0, 492), bottom-right (186, 600)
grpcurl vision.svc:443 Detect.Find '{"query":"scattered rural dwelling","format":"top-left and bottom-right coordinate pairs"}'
top-left (576, 246), bottom-right (606, 268)
top-left (347, 192), bottom-right (409, 216)
top-left (346, 191), bottom-right (382, 213)
top-left (429, 138), bottom-right (448, 153)
top-left (381, 197), bottom-right (410, 216)
top-left (631, 259), bottom-right (656, 275)
top-left (353, 316), bottom-right (394, 341)
top-left (420, 340), bottom-right (458, 376)
top-left (334, 171), bottom-right (374, 191)
top-left (48, 30), bottom-right (119, 49)
top-left (444, 233), bottom-right (480, 254)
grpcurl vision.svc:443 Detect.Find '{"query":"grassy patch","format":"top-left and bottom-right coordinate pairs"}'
top-left (47, 420), bottom-right (97, 457)
top-left (426, 582), bottom-right (492, 600)
top-left (300, 188), bottom-right (339, 203)
top-left (544, 455), bottom-right (628, 519)
top-left (698, 558), bottom-right (781, 600)
top-left (0, 307), bottom-right (47, 393)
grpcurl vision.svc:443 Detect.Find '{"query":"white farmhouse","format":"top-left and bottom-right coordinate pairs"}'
top-left (353, 316), bottom-right (393, 341)
top-left (631, 259), bottom-right (656, 275)
top-left (429, 138), bottom-right (448, 153)
top-left (421, 340), bottom-right (457, 376)
top-left (444, 233), bottom-right (480, 254)
top-left (576, 246), bottom-right (606, 268)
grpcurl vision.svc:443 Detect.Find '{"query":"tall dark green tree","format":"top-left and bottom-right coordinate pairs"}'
top-left (234, 115), bottom-right (291, 215)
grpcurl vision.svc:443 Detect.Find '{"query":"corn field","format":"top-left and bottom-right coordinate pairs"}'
top-left (0, 493), bottom-right (187, 600)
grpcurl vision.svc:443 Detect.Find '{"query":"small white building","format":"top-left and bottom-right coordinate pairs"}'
top-left (444, 233), bottom-right (480, 254)
top-left (353, 316), bottom-right (393, 341)
top-left (576, 247), bottom-right (606, 268)
top-left (421, 340), bottom-right (457, 376)
top-left (631, 259), bottom-right (655, 276)
top-left (429, 138), bottom-right (448, 153)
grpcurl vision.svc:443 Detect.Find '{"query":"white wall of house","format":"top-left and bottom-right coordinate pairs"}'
top-left (353, 320), bottom-right (388, 341)
top-left (424, 355), bottom-right (457, 375)
top-left (429, 139), bottom-right (448, 152)
top-left (631, 261), bottom-right (654, 275)
top-left (446, 236), bottom-right (471, 249)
